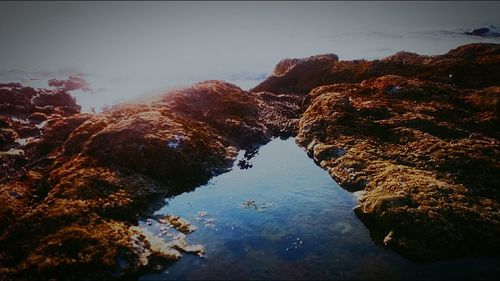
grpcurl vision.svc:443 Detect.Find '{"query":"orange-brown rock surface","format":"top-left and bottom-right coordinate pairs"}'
top-left (252, 43), bottom-right (499, 94)
top-left (296, 77), bottom-right (499, 259)
top-left (0, 83), bottom-right (87, 279)
top-left (0, 83), bottom-right (80, 152)
top-left (282, 44), bottom-right (499, 260)
top-left (0, 80), bottom-right (299, 280)
top-left (0, 43), bottom-right (498, 279)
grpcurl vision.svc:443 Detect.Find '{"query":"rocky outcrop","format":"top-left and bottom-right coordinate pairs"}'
top-left (465, 25), bottom-right (500, 37)
top-left (0, 43), bottom-right (498, 279)
top-left (292, 45), bottom-right (500, 260)
top-left (0, 82), bottom-right (82, 191)
top-left (0, 80), bottom-right (299, 280)
top-left (0, 83), bottom-right (80, 152)
top-left (48, 76), bottom-right (92, 92)
top-left (252, 43), bottom-right (500, 94)
top-left (0, 83), bottom-right (80, 118)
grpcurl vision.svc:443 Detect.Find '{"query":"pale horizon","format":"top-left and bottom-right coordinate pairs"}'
top-left (1, 1), bottom-right (499, 111)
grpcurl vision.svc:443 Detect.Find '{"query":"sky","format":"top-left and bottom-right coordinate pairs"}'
top-left (1, 1), bottom-right (499, 111)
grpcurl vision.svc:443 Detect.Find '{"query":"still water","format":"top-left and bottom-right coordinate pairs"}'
top-left (140, 138), bottom-right (499, 280)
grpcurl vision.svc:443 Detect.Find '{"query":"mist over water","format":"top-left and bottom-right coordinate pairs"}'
top-left (1, 1), bottom-right (499, 111)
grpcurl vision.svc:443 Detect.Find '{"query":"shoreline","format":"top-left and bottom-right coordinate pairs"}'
top-left (0, 43), bottom-right (499, 279)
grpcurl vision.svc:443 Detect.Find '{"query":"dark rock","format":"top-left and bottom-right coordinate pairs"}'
top-left (48, 76), bottom-right (92, 92)
top-left (0, 128), bottom-right (17, 150)
top-left (465, 25), bottom-right (500, 37)
top-left (32, 91), bottom-right (80, 112)
top-left (29, 112), bottom-right (48, 123)
top-left (296, 74), bottom-right (500, 260)
top-left (237, 159), bottom-right (253, 169)
top-left (252, 43), bottom-right (500, 94)
top-left (16, 125), bottom-right (40, 139)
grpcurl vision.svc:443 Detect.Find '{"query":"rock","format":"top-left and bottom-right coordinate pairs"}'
top-left (241, 199), bottom-right (275, 212)
top-left (237, 159), bottom-right (253, 169)
top-left (161, 80), bottom-right (271, 148)
top-left (30, 113), bottom-right (93, 158)
top-left (48, 76), bottom-right (92, 92)
top-left (0, 80), bottom-right (291, 280)
top-left (29, 112), bottom-right (48, 123)
top-left (296, 73), bottom-right (500, 259)
top-left (0, 83), bottom-right (80, 119)
top-left (383, 230), bottom-right (394, 245)
top-left (168, 237), bottom-right (205, 257)
top-left (0, 83), bottom-right (82, 159)
top-left (272, 54), bottom-right (339, 77)
top-left (0, 43), bottom-right (498, 279)
top-left (252, 43), bottom-right (500, 94)
top-left (311, 142), bottom-right (345, 163)
top-left (0, 154), bottom-right (27, 184)
top-left (157, 215), bottom-right (197, 234)
top-left (0, 128), bottom-right (17, 150)
top-left (16, 125), bottom-right (40, 138)
top-left (465, 25), bottom-right (500, 37)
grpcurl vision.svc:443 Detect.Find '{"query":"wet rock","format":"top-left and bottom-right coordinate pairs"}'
top-left (195, 210), bottom-right (208, 219)
top-left (0, 80), bottom-right (288, 280)
top-left (169, 238), bottom-right (205, 257)
top-left (193, 211), bottom-right (217, 229)
top-left (383, 230), bottom-right (394, 245)
top-left (255, 91), bottom-right (302, 138)
top-left (237, 159), bottom-right (253, 169)
top-left (296, 72), bottom-right (500, 259)
top-left (157, 215), bottom-right (197, 234)
top-left (241, 199), bottom-right (275, 212)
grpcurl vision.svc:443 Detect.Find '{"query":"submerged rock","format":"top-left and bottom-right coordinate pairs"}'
top-left (156, 215), bottom-right (197, 234)
top-left (241, 199), bottom-right (275, 212)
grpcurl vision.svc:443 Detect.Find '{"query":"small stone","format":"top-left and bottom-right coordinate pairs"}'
top-left (383, 230), bottom-right (394, 245)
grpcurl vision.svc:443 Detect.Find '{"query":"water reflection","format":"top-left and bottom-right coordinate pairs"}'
top-left (140, 138), bottom-right (500, 280)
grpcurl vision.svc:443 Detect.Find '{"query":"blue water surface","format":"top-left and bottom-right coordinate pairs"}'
top-left (140, 138), bottom-right (500, 280)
